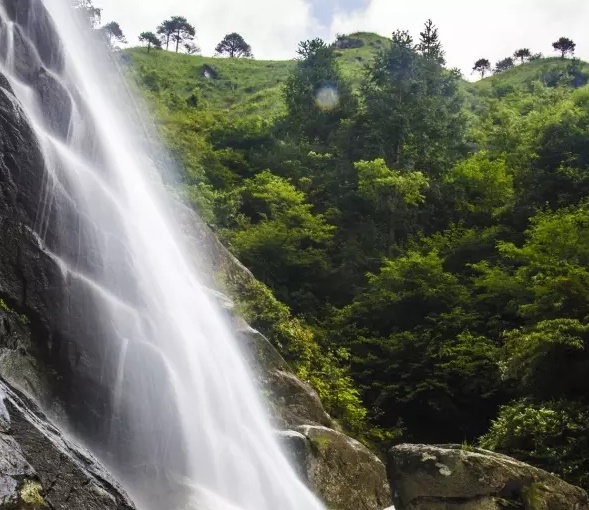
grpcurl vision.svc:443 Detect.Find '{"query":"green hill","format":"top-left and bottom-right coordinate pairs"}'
top-left (468, 56), bottom-right (589, 95)
top-left (126, 48), bottom-right (293, 116)
top-left (124, 32), bottom-right (391, 118)
top-left (126, 35), bottom-right (588, 120)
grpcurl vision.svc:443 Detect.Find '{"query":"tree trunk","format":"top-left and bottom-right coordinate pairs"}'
top-left (165, 34), bottom-right (170, 50)
top-left (147, 42), bottom-right (151, 53)
top-left (387, 197), bottom-right (397, 256)
top-left (175, 30), bottom-right (180, 53)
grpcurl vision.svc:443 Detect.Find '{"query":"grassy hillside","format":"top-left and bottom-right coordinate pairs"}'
top-left (127, 35), bottom-right (588, 121)
top-left (126, 48), bottom-right (294, 116)
top-left (467, 57), bottom-right (589, 95)
top-left (124, 32), bottom-right (391, 118)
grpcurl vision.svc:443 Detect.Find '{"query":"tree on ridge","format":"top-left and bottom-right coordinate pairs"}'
top-left (494, 57), bottom-right (514, 74)
top-left (139, 32), bottom-right (162, 53)
top-left (473, 58), bottom-right (491, 78)
top-left (172, 16), bottom-right (196, 53)
top-left (513, 48), bottom-right (531, 64)
top-left (552, 37), bottom-right (576, 58)
top-left (157, 16), bottom-right (196, 53)
top-left (157, 19), bottom-right (176, 50)
top-left (215, 33), bottom-right (253, 58)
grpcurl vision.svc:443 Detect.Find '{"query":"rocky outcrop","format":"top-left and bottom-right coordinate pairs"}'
top-left (0, 378), bottom-right (134, 510)
top-left (388, 444), bottom-right (589, 510)
top-left (279, 426), bottom-right (392, 510)
top-left (234, 323), bottom-right (332, 428)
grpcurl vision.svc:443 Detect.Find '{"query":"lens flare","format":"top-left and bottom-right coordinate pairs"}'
top-left (315, 85), bottom-right (340, 111)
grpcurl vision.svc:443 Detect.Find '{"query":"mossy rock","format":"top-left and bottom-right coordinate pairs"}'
top-left (19, 480), bottom-right (46, 508)
top-left (388, 444), bottom-right (589, 510)
top-left (290, 425), bottom-right (392, 510)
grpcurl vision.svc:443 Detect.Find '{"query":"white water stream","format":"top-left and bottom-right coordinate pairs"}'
top-left (0, 1), bottom-right (326, 509)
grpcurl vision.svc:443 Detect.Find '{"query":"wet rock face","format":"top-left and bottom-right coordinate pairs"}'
top-left (388, 444), bottom-right (589, 510)
top-left (2, 0), bottom-right (65, 73)
top-left (34, 69), bottom-right (73, 139)
top-left (0, 379), bottom-right (135, 510)
top-left (0, 60), bottom-right (176, 497)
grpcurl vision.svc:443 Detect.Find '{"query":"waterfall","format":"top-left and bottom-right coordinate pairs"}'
top-left (0, 1), bottom-right (326, 509)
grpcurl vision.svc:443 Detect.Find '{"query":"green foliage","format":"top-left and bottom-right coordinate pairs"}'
top-left (417, 19), bottom-right (445, 64)
top-left (514, 49), bottom-right (532, 64)
top-left (157, 16), bottom-right (196, 53)
top-left (224, 171), bottom-right (335, 310)
top-left (221, 272), bottom-right (368, 434)
top-left (356, 159), bottom-right (428, 206)
top-left (127, 25), bottom-right (589, 478)
top-left (360, 29), bottom-right (466, 175)
top-left (480, 400), bottom-right (589, 488)
top-left (443, 152), bottom-right (513, 223)
top-left (495, 57), bottom-right (515, 74)
top-left (522, 482), bottom-right (546, 510)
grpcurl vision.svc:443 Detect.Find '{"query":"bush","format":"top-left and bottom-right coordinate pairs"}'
top-left (479, 399), bottom-right (589, 489)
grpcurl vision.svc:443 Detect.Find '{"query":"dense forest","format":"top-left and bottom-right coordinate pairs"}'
top-left (116, 14), bottom-right (589, 490)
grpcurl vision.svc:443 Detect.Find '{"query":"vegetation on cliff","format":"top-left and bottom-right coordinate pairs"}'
top-left (123, 24), bottom-right (589, 488)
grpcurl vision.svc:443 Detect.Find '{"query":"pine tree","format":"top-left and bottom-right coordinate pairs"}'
top-left (552, 37), bottom-right (576, 58)
top-left (473, 58), bottom-right (491, 78)
top-left (417, 19), bottom-right (445, 64)
top-left (494, 57), bottom-right (514, 74)
top-left (139, 32), bottom-right (162, 53)
top-left (513, 48), bottom-right (531, 64)
top-left (215, 33), bottom-right (253, 58)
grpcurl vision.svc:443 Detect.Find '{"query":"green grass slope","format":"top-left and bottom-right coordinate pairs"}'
top-left (468, 57), bottom-right (589, 95)
top-left (124, 32), bottom-right (391, 118)
top-left (127, 33), bottom-right (589, 121)
top-left (126, 48), bottom-right (294, 117)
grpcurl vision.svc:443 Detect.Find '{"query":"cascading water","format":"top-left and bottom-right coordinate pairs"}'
top-left (0, 1), bottom-right (327, 509)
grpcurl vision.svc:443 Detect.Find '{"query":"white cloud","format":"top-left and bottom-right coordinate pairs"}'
top-left (329, 0), bottom-right (589, 78)
top-left (94, 0), bottom-right (322, 59)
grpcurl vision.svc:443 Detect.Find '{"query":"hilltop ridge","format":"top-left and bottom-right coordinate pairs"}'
top-left (125, 32), bottom-right (588, 118)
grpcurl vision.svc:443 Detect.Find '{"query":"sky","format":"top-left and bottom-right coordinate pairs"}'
top-left (94, 0), bottom-right (589, 78)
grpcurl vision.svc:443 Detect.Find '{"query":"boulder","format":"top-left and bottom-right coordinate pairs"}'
top-left (388, 444), bottom-right (589, 510)
top-left (280, 425), bottom-right (392, 510)
top-left (0, 378), bottom-right (135, 509)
